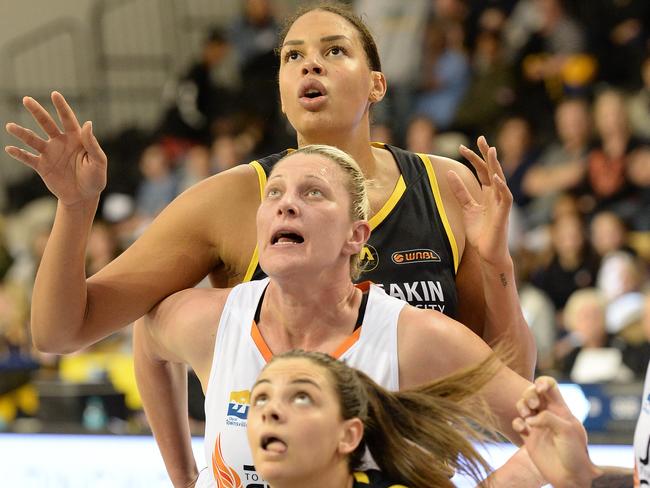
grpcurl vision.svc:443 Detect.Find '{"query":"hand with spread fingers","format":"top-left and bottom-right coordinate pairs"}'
top-left (447, 136), bottom-right (512, 266)
top-left (513, 376), bottom-right (602, 488)
top-left (5, 91), bottom-right (107, 207)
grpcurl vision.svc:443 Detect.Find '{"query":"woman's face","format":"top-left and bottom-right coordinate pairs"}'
top-left (247, 357), bottom-right (360, 485)
top-left (278, 10), bottom-right (382, 139)
top-left (256, 153), bottom-right (365, 280)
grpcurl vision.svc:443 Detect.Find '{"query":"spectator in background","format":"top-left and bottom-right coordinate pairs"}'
top-left (414, 18), bottom-right (470, 131)
top-left (589, 210), bottom-right (634, 261)
top-left (554, 287), bottom-right (611, 380)
top-left (134, 144), bottom-right (178, 225)
top-left (510, 0), bottom-right (589, 140)
top-left (626, 145), bottom-right (650, 231)
top-left (575, 0), bottom-right (650, 90)
top-left (229, 0), bottom-right (282, 155)
top-left (531, 212), bottom-right (600, 312)
top-left (581, 87), bottom-right (644, 221)
top-left (494, 114), bottom-right (539, 211)
top-left (597, 251), bottom-right (647, 338)
top-left (522, 97), bottom-right (592, 229)
top-left (354, 0), bottom-right (430, 144)
top-left (627, 53), bottom-right (650, 141)
top-left (156, 28), bottom-right (236, 151)
top-left (454, 26), bottom-right (516, 141)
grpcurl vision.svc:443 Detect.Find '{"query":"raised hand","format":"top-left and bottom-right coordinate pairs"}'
top-left (447, 136), bottom-right (512, 266)
top-left (5, 91), bottom-right (107, 207)
top-left (513, 377), bottom-right (601, 488)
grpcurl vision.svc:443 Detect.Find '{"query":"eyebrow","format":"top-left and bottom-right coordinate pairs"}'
top-left (282, 35), bottom-right (351, 48)
top-left (251, 377), bottom-right (322, 390)
top-left (267, 173), bottom-right (330, 184)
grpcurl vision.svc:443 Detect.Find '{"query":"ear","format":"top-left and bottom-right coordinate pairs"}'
top-left (338, 417), bottom-right (364, 455)
top-left (344, 220), bottom-right (371, 256)
top-left (368, 71), bottom-right (387, 104)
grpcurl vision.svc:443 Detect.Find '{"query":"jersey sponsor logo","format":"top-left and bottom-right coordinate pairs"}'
top-left (391, 248), bottom-right (441, 265)
top-left (377, 281), bottom-right (446, 312)
top-left (226, 390), bottom-right (251, 426)
top-left (212, 434), bottom-right (243, 488)
top-left (359, 244), bottom-right (379, 272)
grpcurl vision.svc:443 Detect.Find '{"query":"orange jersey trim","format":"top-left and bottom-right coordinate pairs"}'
top-left (250, 282), bottom-right (371, 362)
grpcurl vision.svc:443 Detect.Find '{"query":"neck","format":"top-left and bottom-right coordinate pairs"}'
top-left (296, 115), bottom-right (377, 176)
top-left (260, 272), bottom-right (360, 353)
top-left (268, 463), bottom-right (354, 488)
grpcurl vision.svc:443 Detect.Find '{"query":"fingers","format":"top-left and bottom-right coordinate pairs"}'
top-left (534, 376), bottom-right (573, 416)
top-left (22, 96), bottom-right (61, 139)
top-left (6, 122), bottom-right (48, 153)
top-left (52, 91), bottom-right (81, 133)
top-left (459, 144), bottom-right (490, 185)
top-left (81, 121), bottom-right (107, 164)
top-left (446, 170), bottom-right (477, 209)
top-left (525, 409), bottom-right (569, 432)
top-left (480, 136), bottom-right (507, 182)
top-left (492, 173), bottom-right (513, 211)
top-left (516, 380), bottom-right (548, 419)
top-left (512, 416), bottom-right (529, 436)
top-left (5, 146), bottom-right (40, 169)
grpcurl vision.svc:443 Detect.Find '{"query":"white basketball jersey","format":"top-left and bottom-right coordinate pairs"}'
top-left (199, 278), bottom-right (405, 487)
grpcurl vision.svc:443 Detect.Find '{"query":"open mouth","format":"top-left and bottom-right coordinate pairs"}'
top-left (299, 80), bottom-right (327, 100)
top-left (271, 231), bottom-right (305, 245)
top-left (303, 89), bottom-right (323, 99)
top-left (261, 435), bottom-right (288, 453)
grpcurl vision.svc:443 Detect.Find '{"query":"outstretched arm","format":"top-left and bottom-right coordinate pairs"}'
top-left (133, 287), bottom-right (227, 487)
top-left (5, 92), bottom-right (258, 353)
top-left (449, 136), bottom-right (536, 379)
top-left (398, 305), bottom-right (530, 444)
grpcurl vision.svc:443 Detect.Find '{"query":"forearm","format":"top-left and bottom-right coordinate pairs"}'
top-left (31, 198), bottom-right (98, 353)
top-left (591, 466), bottom-right (633, 488)
top-left (480, 256), bottom-right (536, 380)
top-left (482, 447), bottom-right (544, 488)
top-left (134, 324), bottom-right (198, 487)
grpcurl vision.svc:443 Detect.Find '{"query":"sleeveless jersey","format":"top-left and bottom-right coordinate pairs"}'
top-left (200, 278), bottom-right (406, 487)
top-left (244, 143), bottom-right (460, 318)
top-left (353, 470), bottom-right (408, 487)
top-left (634, 360), bottom-right (650, 486)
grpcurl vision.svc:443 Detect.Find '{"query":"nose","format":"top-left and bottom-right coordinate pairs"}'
top-left (301, 55), bottom-right (325, 76)
top-left (276, 193), bottom-right (299, 217)
top-left (261, 401), bottom-right (284, 423)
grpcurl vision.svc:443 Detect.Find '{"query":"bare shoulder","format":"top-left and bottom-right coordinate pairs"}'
top-left (169, 163), bottom-right (260, 221)
top-left (427, 154), bottom-right (481, 199)
top-left (149, 287), bottom-right (231, 334)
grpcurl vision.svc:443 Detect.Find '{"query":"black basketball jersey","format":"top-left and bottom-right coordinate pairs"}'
top-left (243, 143), bottom-right (459, 318)
top-left (352, 470), bottom-right (408, 487)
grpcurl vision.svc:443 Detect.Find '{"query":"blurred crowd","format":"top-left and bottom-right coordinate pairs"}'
top-left (0, 0), bottom-right (649, 432)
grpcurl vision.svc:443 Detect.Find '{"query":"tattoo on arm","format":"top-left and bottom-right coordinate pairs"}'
top-left (499, 273), bottom-right (508, 287)
top-left (591, 473), bottom-right (634, 488)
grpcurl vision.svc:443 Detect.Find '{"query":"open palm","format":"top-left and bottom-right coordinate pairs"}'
top-left (447, 136), bottom-right (512, 266)
top-left (5, 92), bottom-right (107, 206)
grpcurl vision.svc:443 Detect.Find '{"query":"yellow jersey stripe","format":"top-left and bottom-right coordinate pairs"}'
top-left (418, 153), bottom-right (459, 273)
top-left (242, 161), bottom-right (268, 282)
top-left (368, 176), bottom-right (406, 230)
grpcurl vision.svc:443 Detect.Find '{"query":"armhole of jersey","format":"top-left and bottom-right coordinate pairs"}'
top-left (242, 160), bottom-right (267, 282)
top-left (417, 153), bottom-right (460, 273)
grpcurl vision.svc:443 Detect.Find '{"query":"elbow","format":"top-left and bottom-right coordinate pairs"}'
top-left (31, 322), bottom-right (84, 355)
